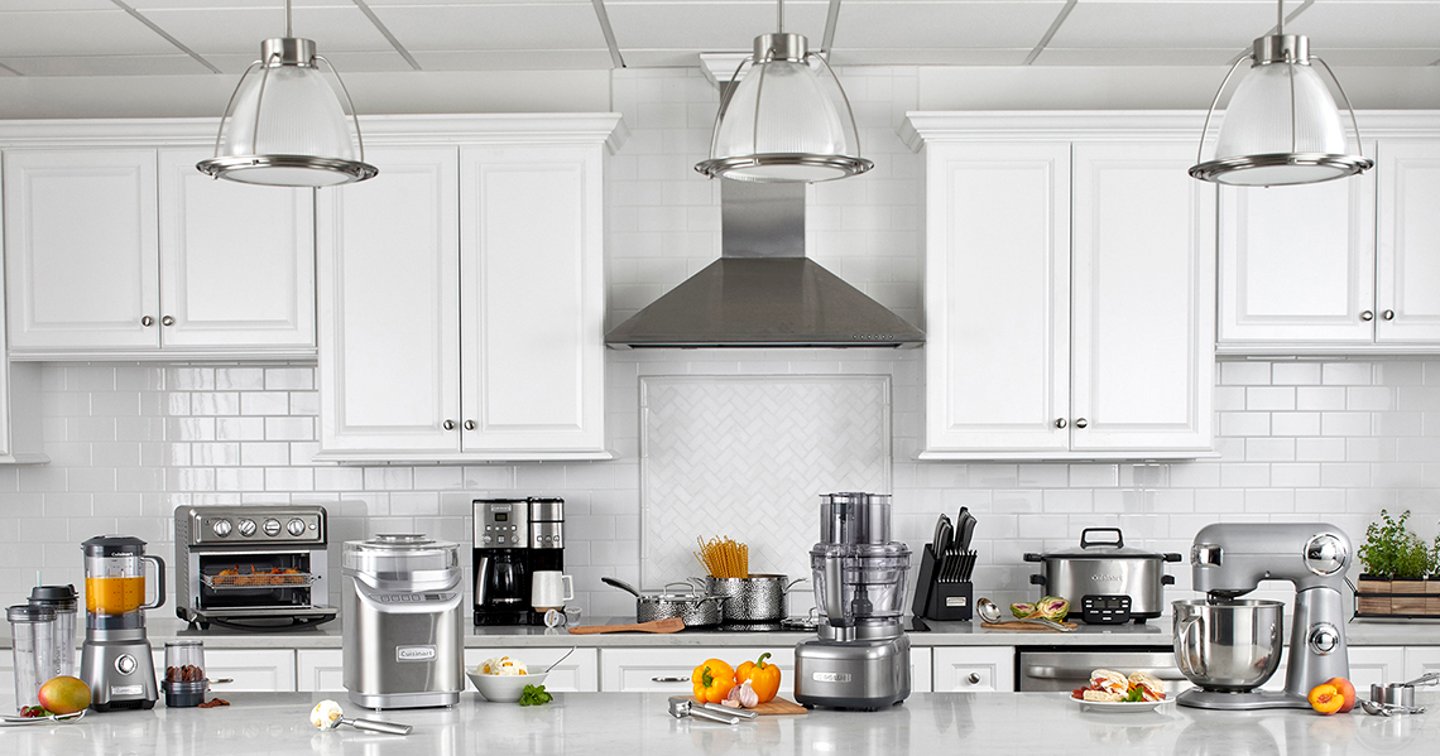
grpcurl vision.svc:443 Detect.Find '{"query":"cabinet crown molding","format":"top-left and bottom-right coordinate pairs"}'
top-left (0, 113), bottom-right (628, 153)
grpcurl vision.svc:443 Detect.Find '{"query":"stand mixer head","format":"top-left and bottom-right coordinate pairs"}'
top-left (1175, 522), bottom-right (1351, 710)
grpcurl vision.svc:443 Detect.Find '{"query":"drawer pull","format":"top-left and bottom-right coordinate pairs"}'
top-left (967, 672), bottom-right (981, 685)
top-left (652, 676), bottom-right (690, 683)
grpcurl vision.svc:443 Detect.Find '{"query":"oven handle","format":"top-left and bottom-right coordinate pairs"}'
top-left (1023, 665), bottom-right (1188, 682)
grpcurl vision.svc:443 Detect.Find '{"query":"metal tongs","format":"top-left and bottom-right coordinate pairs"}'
top-left (666, 696), bottom-right (756, 724)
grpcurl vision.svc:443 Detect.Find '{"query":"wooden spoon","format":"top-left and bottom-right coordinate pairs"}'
top-left (568, 617), bottom-right (685, 635)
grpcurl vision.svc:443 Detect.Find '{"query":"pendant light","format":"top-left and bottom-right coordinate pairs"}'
top-left (197, 0), bottom-right (377, 187)
top-left (694, 0), bottom-right (872, 183)
top-left (1190, 0), bottom-right (1371, 187)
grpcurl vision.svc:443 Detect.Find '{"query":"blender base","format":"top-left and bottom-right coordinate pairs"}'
top-left (1177, 688), bottom-right (1309, 711)
top-left (793, 636), bottom-right (910, 711)
top-left (81, 636), bottom-right (160, 711)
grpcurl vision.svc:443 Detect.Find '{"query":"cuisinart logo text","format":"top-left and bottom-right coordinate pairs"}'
top-left (1090, 574), bottom-right (1123, 583)
top-left (396, 645), bottom-right (437, 662)
top-left (812, 672), bottom-right (852, 683)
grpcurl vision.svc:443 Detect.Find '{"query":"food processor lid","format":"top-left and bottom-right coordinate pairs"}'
top-left (28, 584), bottom-right (78, 611)
top-left (7, 603), bottom-right (55, 623)
top-left (81, 534), bottom-right (148, 556)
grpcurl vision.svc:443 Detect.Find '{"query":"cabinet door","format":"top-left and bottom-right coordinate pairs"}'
top-left (459, 145), bottom-right (606, 453)
top-left (157, 149), bottom-right (315, 349)
top-left (3, 149), bottom-right (160, 350)
top-left (932, 647), bottom-right (1014, 692)
top-left (1348, 646), bottom-right (1407, 691)
top-left (296, 649), bottom-right (344, 692)
top-left (316, 146), bottom-right (462, 454)
top-left (599, 647), bottom-right (796, 695)
top-left (1070, 142), bottom-right (1215, 452)
top-left (153, 649), bottom-right (296, 692)
top-left (1403, 647), bottom-right (1440, 682)
top-left (922, 142), bottom-right (1071, 455)
top-left (464, 648), bottom-right (598, 693)
top-left (1217, 152), bottom-right (1376, 345)
top-left (1377, 140), bottom-right (1440, 342)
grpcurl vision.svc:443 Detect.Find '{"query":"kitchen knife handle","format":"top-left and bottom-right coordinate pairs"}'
top-left (349, 718), bottom-right (413, 736)
top-left (1022, 553), bottom-right (1043, 562)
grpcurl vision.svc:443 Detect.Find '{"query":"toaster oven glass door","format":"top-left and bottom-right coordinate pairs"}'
top-left (197, 550), bottom-right (320, 609)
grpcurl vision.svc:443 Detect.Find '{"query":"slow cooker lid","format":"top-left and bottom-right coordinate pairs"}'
top-left (1044, 527), bottom-right (1164, 559)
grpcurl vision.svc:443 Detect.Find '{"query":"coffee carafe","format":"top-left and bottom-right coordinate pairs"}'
top-left (80, 535), bottom-right (165, 711)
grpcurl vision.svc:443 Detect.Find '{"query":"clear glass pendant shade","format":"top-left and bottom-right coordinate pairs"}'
top-left (711, 58), bottom-right (860, 182)
top-left (1207, 62), bottom-right (1355, 186)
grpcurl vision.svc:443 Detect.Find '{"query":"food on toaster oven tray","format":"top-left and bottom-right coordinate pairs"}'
top-left (212, 565), bottom-right (304, 586)
top-left (1071, 668), bottom-right (1165, 703)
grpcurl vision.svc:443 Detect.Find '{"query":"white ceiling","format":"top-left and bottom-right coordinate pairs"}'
top-left (0, 0), bottom-right (1435, 76)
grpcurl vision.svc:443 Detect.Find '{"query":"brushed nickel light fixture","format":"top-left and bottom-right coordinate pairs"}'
top-left (1190, 0), bottom-right (1372, 187)
top-left (197, 0), bottom-right (377, 187)
top-left (695, 0), bottom-right (872, 183)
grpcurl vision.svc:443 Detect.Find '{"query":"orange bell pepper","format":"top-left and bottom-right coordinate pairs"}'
top-left (692, 658), bottom-right (736, 704)
top-left (735, 652), bottom-right (781, 704)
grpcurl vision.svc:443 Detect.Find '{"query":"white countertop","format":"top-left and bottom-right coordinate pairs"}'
top-left (2, 691), bottom-right (1436, 754)
top-left (6, 615), bottom-right (1439, 649)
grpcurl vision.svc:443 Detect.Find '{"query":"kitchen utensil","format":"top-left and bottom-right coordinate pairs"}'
top-left (0, 710), bottom-right (87, 727)
top-left (342, 534), bottom-right (464, 710)
top-left (568, 617), bottom-right (685, 634)
top-left (955, 508), bottom-right (976, 552)
top-left (1173, 599), bottom-right (1284, 691)
top-left (467, 670), bottom-right (549, 703)
top-left (1403, 671), bottom-right (1440, 687)
top-left (531, 571), bottom-right (574, 612)
top-left (601, 577), bottom-right (725, 627)
top-left (310, 699), bottom-right (413, 735)
top-left (544, 647), bottom-right (577, 674)
top-left (976, 598), bottom-right (1076, 632)
top-left (7, 604), bottom-right (56, 713)
top-left (700, 702), bottom-right (758, 720)
top-left (1369, 675), bottom-right (1436, 708)
top-left (27, 585), bottom-right (77, 679)
top-left (1359, 699), bottom-right (1426, 717)
top-left (699, 575), bottom-right (806, 622)
top-left (80, 534), bottom-right (165, 711)
top-left (932, 515), bottom-right (953, 557)
top-left (1024, 527), bottom-right (1182, 624)
top-left (667, 696), bottom-right (741, 725)
top-left (748, 697), bottom-right (809, 715)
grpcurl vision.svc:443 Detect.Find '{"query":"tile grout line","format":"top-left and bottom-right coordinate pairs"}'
top-left (351, 0), bottom-right (422, 72)
top-left (1024, 0), bottom-right (1077, 66)
top-left (109, 0), bottom-right (220, 74)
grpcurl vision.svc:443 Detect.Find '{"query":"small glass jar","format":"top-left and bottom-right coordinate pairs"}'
top-left (7, 604), bottom-right (56, 712)
top-left (163, 640), bottom-right (207, 708)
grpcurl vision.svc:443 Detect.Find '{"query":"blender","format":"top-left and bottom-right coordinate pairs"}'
top-left (80, 535), bottom-right (165, 711)
top-left (794, 493), bottom-right (912, 710)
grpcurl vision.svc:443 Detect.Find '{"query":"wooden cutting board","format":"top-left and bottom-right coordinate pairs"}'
top-left (980, 620), bottom-right (1079, 632)
top-left (751, 697), bottom-right (807, 715)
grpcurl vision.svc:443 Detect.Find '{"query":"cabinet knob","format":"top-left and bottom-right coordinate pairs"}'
top-left (1383, 309), bottom-right (1396, 321)
top-left (967, 672), bottom-right (982, 685)
top-left (1074, 418), bottom-right (1089, 429)
top-left (161, 315), bottom-right (176, 327)
top-left (1054, 418), bottom-right (1068, 429)
top-left (1361, 310), bottom-right (1374, 321)
top-left (464, 420), bottom-right (477, 431)
top-left (141, 315), bottom-right (155, 327)
top-left (442, 419), bottom-right (456, 431)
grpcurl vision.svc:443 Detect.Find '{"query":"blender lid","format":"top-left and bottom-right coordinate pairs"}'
top-left (28, 584), bottom-right (78, 611)
top-left (81, 534), bottom-right (148, 556)
top-left (7, 604), bottom-right (55, 622)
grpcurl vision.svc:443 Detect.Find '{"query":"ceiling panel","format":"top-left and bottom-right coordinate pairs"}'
top-left (836, 1), bottom-right (1066, 50)
top-left (0, 1), bottom-right (115, 9)
top-left (1034, 47), bottom-right (1240, 65)
top-left (0, 10), bottom-right (180, 56)
top-left (411, 49), bottom-right (615, 70)
top-left (129, 1), bottom-right (354, 7)
top-left (604, 1), bottom-right (827, 51)
top-left (1048, 0), bottom-right (1282, 49)
top-left (140, 7), bottom-right (396, 54)
top-left (0, 54), bottom-right (212, 76)
top-left (365, 3), bottom-right (608, 51)
top-left (205, 49), bottom-right (415, 74)
top-left (1301, 47), bottom-right (1440, 67)
top-left (833, 48), bottom-right (1035, 66)
top-left (1289, 1), bottom-right (1440, 49)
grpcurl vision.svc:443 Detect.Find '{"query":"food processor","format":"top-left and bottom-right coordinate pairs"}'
top-left (79, 535), bottom-right (165, 711)
top-left (794, 493), bottom-right (912, 710)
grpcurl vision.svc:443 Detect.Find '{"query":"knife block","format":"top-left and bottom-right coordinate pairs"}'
top-left (911, 544), bottom-right (974, 621)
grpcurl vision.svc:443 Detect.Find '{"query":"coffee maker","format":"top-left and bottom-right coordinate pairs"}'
top-left (473, 498), bottom-right (564, 625)
top-left (795, 493), bottom-right (912, 710)
top-left (80, 535), bottom-right (165, 711)
top-left (1174, 522), bottom-right (1351, 710)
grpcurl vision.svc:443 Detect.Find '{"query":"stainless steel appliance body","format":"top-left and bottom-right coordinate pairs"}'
top-left (80, 535), bottom-right (165, 711)
top-left (602, 578), bottom-right (725, 627)
top-left (1024, 528), bottom-right (1182, 624)
top-left (1018, 649), bottom-right (1187, 693)
top-left (473, 498), bottom-right (565, 626)
top-left (795, 493), bottom-right (912, 710)
top-left (175, 505), bottom-right (335, 630)
top-left (1175, 522), bottom-right (1351, 711)
top-left (343, 534), bottom-right (464, 710)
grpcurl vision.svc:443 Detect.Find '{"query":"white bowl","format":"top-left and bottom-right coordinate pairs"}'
top-left (466, 670), bottom-right (549, 703)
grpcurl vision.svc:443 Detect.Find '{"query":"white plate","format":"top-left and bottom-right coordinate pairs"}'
top-left (1071, 695), bottom-right (1173, 713)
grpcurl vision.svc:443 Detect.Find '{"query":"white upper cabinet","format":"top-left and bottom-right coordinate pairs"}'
top-left (1070, 142), bottom-right (1214, 453)
top-left (459, 145), bottom-right (606, 454)
top-left (317, 146), bottom-right (462, 455)
top-left (158, 149), bottom-right (315, 349)
top-left (4, 149), bottom-right (160, 350)
top-left (905, 113), bottom-right (1216, 459)
top-left (1218, 149), bottom-right (1377, 347)
top-left (1377, 140), bottom-right (1440, 343)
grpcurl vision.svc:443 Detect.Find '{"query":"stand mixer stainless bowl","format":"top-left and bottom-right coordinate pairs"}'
top-left (1174, 522), bottom-right (1351, 710)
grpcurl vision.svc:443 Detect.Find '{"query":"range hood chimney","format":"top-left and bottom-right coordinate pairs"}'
top-left (604, 62), bottom-right (924, 350)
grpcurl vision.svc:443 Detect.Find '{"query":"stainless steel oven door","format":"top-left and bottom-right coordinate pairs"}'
top-left (1018, 650), bottom-right (1189, 694)
top-left (190, 548), bottom-right (329, 611)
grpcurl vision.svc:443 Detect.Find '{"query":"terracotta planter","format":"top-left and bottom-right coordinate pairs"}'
top-left (1392, 579), bottom-right (1428, 615)
top-left (1356, 577), bottom-right (1392, 616)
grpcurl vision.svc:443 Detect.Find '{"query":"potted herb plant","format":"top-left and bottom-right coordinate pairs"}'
top-left (1356, 510), bottom-right (1437, 617)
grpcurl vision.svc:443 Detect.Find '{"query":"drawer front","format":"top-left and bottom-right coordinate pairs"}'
top-left (600, 647), bottom-right (796, 695)
top-left (155, 649), bottom-right (296, 692)
top-left (934, 647), bottom-right (1015, 692)
top-left (464, 648), bottom-right (599, 693)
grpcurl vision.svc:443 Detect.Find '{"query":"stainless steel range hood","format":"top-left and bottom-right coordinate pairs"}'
top-left (605, 180), bottom-right (924, 349)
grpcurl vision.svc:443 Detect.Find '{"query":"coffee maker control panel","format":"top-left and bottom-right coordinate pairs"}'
top-left (474, 500), bottom-right (530, 547)
top-left (531, 522), bottom-right (564, 549)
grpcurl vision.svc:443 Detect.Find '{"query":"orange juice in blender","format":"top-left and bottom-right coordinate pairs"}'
top-left (85, 576), bottom-right (146, 615)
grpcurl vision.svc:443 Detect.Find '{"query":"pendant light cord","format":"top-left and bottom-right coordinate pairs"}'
top-left (777, 0), bottom-right (784, 32)
top-left (1276, 0), bottom-right (1284, 35)
top-left (286, 0), bottom-right (293, 37)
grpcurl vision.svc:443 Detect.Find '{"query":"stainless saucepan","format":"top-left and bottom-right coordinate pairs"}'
top-left (602, 577), bottom-right (725, 628)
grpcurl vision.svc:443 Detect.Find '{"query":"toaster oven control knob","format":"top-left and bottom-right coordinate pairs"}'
top-left (211, 519), bottom-right (232, 538)
top-left (287, 518), bottom-right (306, 536)
top-left (263, 518), bottom-right (282, 537)
top-left (238, 518), bottom-right (257, 537)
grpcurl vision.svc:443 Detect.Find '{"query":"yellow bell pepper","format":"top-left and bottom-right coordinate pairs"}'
top-left (735, 652), bottom-right (781, 704)
top-left (692, 658), bottom-right (736, 704)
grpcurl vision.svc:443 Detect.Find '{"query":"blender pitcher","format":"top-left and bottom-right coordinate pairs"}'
top-left (80, 535), bottom-right (165, 711)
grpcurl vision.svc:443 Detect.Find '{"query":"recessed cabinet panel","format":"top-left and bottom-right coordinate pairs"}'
top-left (1218, 152), bottom-right (1376, 345)
top-left (923, 142), bottom-right (1071, 454)
top-left (317, 146), bottom-right (462, 453)
top-left (3, 149), bottom-right (160, 350)
top-left (1070, 143), bottom-right (1214, 452)
top-left (460, 146), bottom-right (605, 453)
top-left (1377, 141), bottom-right (1440, 343)
top-left (157, 149), bottom-right (315, 349)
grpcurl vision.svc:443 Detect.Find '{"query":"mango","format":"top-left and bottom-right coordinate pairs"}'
top-left (37, 676), bottom-right (91, 715)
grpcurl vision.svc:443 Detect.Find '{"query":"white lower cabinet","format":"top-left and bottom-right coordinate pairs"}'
top-left (296, 649), bottom-right (345, 693)
top-left (1259, 646), bottom-right (1405, 692)
top-left (151, 649), bottom-right (296, 693)
top-left (931, 647), bottom-right (1015, 692)
top-left (296, 648), bottom-right (599, 693)
top-left (1403, 646), bottom-right (1440, 681)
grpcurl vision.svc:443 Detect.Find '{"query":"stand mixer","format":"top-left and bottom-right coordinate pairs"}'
top-left (794, 493), bottom-right (911, 710)
top-left (1174, 522), bottom-right (1351, 710)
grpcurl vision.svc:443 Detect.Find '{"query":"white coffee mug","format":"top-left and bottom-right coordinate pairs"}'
top-left (531, 571), bottom-right (574, 611)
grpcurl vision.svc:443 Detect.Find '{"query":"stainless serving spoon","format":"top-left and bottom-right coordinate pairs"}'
top-left (976, 597), bottom-right (1076, 632)
top-left (310, 700), bottom-right (413, 735)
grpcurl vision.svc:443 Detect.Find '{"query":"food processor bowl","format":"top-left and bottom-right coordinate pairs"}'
top-left (1173, 598), bottom-right (1284, 691)
top-left (810, 543), bottom-right (911, 633)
